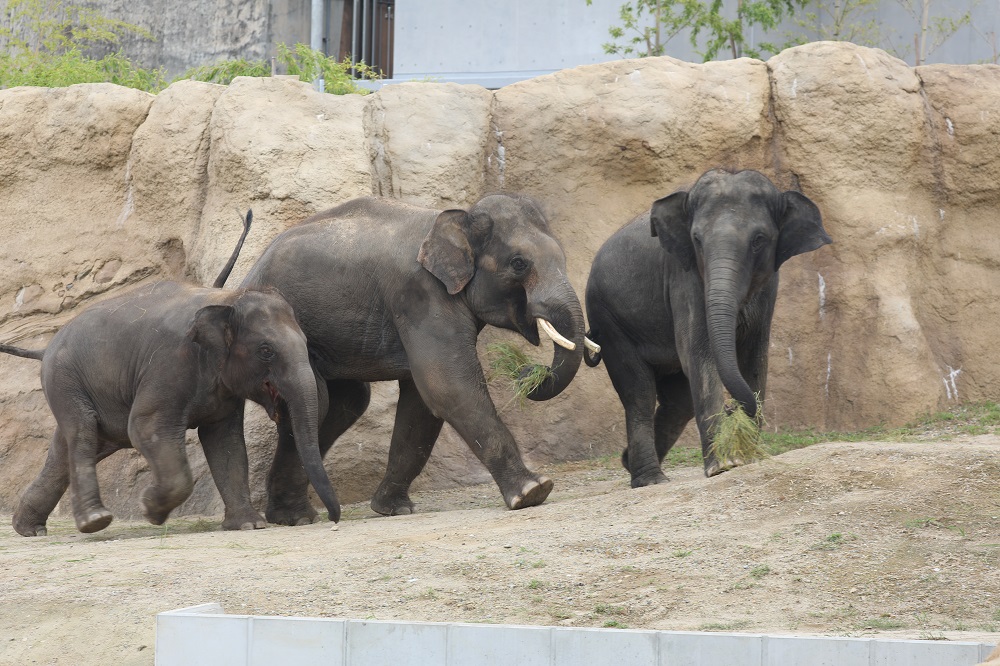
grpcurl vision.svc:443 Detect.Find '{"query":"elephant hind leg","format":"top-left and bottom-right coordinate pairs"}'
top-left (59, 408), bottom-right (116, 533)
top-left (266, 379), bottom-right (370, 526)
top-left (371, 378), bottom-right (443, 517)
top-left (13, 427), bottom-right (71, 537)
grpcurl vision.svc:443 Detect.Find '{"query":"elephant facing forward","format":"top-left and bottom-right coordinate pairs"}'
top-left (242, 194), bottom-right (586, 522)
top-left (585, 169), bottom-right (832, 486)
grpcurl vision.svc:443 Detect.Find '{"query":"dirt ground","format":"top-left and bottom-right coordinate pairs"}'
top-left (1, 436), bottom-right (999, 665)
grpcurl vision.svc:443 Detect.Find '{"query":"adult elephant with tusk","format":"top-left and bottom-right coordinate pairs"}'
top-left (241, 194), bottom-right (589, 522)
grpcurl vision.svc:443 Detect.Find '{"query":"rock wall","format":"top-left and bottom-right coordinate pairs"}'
top-left (1, 42), bottom-right (998, 520)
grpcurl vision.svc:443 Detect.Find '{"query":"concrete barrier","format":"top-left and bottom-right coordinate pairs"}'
top-left (155, 603), bottom-right (996, 665)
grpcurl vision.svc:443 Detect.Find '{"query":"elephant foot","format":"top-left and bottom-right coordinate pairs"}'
top-left (75, 507), bottom-right (114, 533)
top-left (704, 457), bottom-right (742, 478)
top-left (630, 470), bottom-right (669, 488)
top-left (505, 476), bottom-right (553, 510)
top-left (371, 488), bottom-right (415, 516)
top-left (265, 499), bottom-right (319, 526)
top-left (222, 509), bottom-right (267, 531)
top-left (12, 513), bottom-right (48, 537)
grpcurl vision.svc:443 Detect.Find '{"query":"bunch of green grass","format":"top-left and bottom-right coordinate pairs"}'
top-left (486, 342), bottom-right (553, 407)
top-left (0, 48), bottom-right (168, 90)
top-left (177, 44), bottom-right (380, 95)
top-left (710, 395), bottom-right (769, 465)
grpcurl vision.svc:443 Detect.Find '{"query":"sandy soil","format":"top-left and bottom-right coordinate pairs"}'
top-left (2, 437), bottom-right (999, 665)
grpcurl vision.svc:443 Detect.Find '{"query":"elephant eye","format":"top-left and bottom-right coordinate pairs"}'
top-left (751, 233), bottom-right (768, 252)
top-left (510, 256), bottom-right (528, 273)
top-left (257, 343), bottom-right (276, 361)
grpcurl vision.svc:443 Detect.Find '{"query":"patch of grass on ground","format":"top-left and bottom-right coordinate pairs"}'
top-left (657, 401), bottom-right (1000, 470)
top-left (698, 619), bottom-right (751, 632)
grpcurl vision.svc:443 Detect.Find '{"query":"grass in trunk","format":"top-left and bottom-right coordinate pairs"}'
top-left (486, 343), bottom-right (553, 408)
top-left (710, 395), bottom-right (769, 465)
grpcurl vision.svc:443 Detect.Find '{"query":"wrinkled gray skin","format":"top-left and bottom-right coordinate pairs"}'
top-left (4, 219), bottom-right (339, 536)
top-left (585, 169), bottom-right (831, 486)
top-left (241, 194), bottom-right (585, 522)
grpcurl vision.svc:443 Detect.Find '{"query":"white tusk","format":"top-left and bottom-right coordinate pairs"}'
top-left (584, 337), bottom-right (601, 354)
top-left (536, 318), bottom-right (576, 351)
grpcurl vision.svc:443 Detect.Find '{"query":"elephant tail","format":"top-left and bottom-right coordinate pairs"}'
top-left (583, 328), bottom-right (602, 367)
top-left (212, 209), bottom-right (253, 289)
top-left (0, 343), bottom-right (44, 361)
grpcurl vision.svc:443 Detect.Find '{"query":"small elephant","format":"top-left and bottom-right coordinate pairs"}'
top-left (585, 169), bottom-right (831, 485)
top-left (3, 213), bottom-right (340, 536)
top-left (241, 194), bottom-right (587, 522)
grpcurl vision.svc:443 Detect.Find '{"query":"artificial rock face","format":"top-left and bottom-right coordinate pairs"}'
top-left (1, 42), bottom-right (998, 517)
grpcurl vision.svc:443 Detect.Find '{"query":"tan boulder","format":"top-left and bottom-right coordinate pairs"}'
top-left (1, 42), bottom-right (1000, 524)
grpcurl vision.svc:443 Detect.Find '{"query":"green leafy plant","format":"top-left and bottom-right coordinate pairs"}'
top-left (586, 0), bottom-right (703, 56)
top-left (179, 43), bottom-right (380, 95)
top-left (0, 0), bottom-right (167, 90)
top-left (588, 0), bottom-right (805, 61)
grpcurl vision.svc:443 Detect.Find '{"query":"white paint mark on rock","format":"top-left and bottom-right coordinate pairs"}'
top-left (818, 273), bottom-right (826, 319)
top-left (942, 366), bottom-right (962, 400)
top-left (787, 347), bottom-right (794, 366)
top-left (945, 117), bottom-right (954, 136)
top-left (116, 158), bottom-right (135, 229)
top-left (825, 352), bottom-right (832, 397)
top-left (791, 78), bottom-right (798, 98)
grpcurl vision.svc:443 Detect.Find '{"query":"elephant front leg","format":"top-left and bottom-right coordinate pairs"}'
top-left (412, 368), bottom-right (553, 511)
top-left (128, 410), bottom-right (193, 526)
top-left (688, 366), bottom-right (728, 478)
top-left (371, 378), bottom-right (444, 516)
top-left (199, 410), bottom-right (266, 531)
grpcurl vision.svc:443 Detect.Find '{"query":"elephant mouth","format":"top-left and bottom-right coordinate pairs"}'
top-left (262, 380), bottom-right (281, 423)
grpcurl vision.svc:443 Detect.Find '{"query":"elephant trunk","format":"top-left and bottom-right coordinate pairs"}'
top-left (524, 280), bottom-right (585, 402)
top-left (281, 362), bottom-right (341, 522)
top-left (705, 256), bottom-right (758, 418)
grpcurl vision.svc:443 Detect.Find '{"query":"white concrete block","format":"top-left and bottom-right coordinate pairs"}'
top-left (249, 617), bottom-right (346, 666)
top-left (872, 639), bottom-right (984, 666)
top-left (156, 613), bottom-right (250, 666)
top-left (447, 623), bottom-right (551, 666)
top-left (553, 626), bottom-right (659, 665)
top-left (765, 635), bottom-right (871, 665)
top-left (346, 620), bottom-right (447, 666)
top-left (661, 631), bottom-right (764, 666)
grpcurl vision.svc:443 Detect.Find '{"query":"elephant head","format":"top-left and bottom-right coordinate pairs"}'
top-left (418, 194), bottom-right (585, 401)
top-left (189, 291), bottom-right (342, 521)
top-left (651, 169), bottom-right (831, 418)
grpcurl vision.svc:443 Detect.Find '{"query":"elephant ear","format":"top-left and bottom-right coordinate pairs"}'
top-left (650, 191), bottom-right (695, 272)
top-left (418, 209), bottom-right (493, 295)
top-left (775, 191), bottom-right (832, 270)
top-left (188, 304), bottom-right (235, 359)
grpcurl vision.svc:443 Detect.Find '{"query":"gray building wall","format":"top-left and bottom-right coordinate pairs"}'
top-left (3, 1), bottom-right (996, 84)
top-left (392, 0), bottom-right (998, 87)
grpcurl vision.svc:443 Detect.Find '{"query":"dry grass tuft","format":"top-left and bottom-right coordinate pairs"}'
top-left (486, 343), bottom-right (553, 407)
top-left (710, 395), bottom-right (769, 465)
